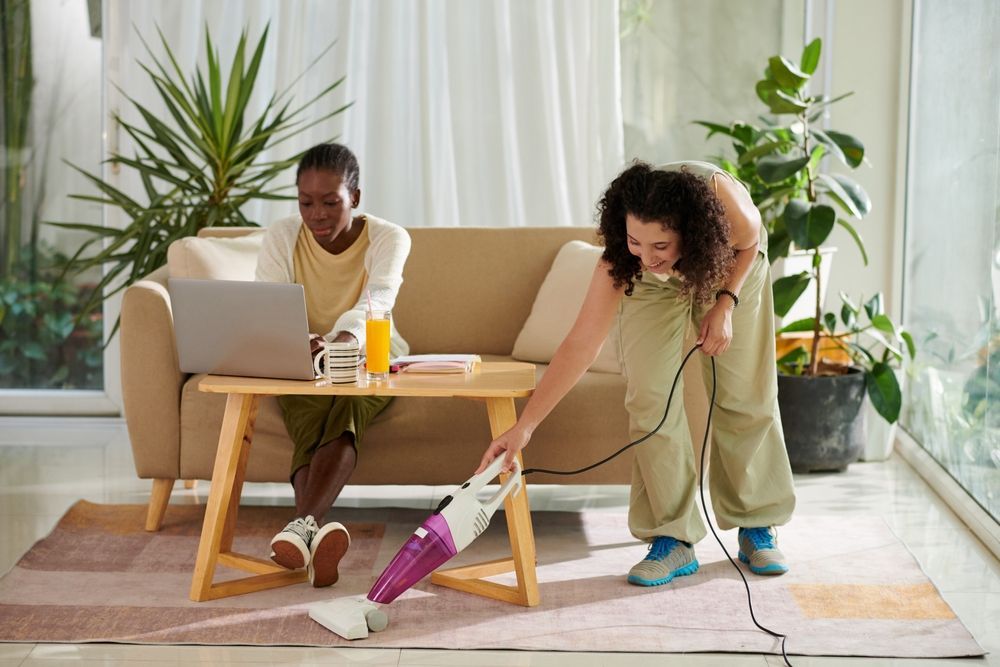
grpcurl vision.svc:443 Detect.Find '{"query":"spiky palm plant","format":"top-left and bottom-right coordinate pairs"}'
top-left (53, 24), bottom-right (350, 333)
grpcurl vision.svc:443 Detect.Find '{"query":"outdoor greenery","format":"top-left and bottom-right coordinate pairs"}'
top-left (696, 38), bottom-right (914, 424)
top-left (0, 0), bottom-right (100, 389)
top-left (959, 310), bottom-right (1000, 465)
top-left (0, 243), bottom-right (103, 388)
top-left (54, 24), bottom-right (350, 332)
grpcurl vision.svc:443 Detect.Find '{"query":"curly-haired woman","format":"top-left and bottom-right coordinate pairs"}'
top-left (478, 160), bottom-right (795, 587)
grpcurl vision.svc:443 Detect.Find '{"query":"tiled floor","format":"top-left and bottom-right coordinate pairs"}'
top-left (0, 418), bottom-right (997, 666)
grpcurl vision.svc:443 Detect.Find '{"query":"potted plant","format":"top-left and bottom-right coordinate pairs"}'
top-left (696, 38), bottom-right (914, 471)
top-left (53, 24), bottom-right (350, 333)
top-left (779, 291), bottom-right (915, 467)
top-left (694, 37), bottom-right (872, 315)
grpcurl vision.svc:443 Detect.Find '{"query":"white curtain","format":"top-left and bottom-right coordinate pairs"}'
top-left (108, 0), bottom-right (624, 229)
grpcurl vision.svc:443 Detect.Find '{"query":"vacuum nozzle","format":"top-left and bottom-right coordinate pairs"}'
top-left (309, 595), bottom-right (388, 640)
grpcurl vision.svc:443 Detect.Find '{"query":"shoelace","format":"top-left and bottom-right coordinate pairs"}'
top-left (644, 536), bottom-right (679, 561)
top-left (283, 516), bottom-right (317, 542)
top-left (743, 527), bottom-right (775, 550)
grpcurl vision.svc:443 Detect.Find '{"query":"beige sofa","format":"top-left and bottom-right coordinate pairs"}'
top-left (121, 226), bottom-right (708, 531)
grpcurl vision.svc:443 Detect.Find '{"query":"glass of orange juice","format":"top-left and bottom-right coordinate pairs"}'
top-left (365, 309), bottom-right (392, 381)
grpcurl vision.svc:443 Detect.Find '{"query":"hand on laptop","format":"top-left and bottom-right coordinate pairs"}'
top-left (309, 334), bottom-right (326, 356)
top-left (310, 332), bottom-right (359, 357)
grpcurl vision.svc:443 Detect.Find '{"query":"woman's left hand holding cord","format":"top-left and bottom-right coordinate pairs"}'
top-left (697, 302), bottom-right (733, 356)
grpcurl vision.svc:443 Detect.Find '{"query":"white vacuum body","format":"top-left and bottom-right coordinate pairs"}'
top-left (309, 456), bottom-right (522, 639)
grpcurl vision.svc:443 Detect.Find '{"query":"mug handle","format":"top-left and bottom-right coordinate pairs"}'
top-left (313, 344), bottom-right (327, 378)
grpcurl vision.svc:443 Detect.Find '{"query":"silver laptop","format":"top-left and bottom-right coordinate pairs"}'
top-left (169, 278), bottom-right (315, 380)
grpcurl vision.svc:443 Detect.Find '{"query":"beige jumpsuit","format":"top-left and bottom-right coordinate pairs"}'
top-left (620, 162), bottom-right (796, 545)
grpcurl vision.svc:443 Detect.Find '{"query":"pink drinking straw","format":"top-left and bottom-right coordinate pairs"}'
top-left (366, 289), bottom-right (374, 317)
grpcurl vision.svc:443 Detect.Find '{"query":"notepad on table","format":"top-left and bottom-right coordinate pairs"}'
top-left (392, 354), bottom-right (481, 374)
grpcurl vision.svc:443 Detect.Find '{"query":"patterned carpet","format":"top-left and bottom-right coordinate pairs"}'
top-left (0, 500), bottom-right (983, 657)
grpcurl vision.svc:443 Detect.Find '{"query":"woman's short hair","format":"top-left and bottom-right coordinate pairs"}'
top-left (296, 143), bottom-right (360, 191)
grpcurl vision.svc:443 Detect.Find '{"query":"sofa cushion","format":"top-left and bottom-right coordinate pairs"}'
top-left (167, 233), bottom-right (264, 281)
top-left (512, 240), bottom-right (621, 373)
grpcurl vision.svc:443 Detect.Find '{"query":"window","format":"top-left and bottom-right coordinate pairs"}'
top-left (902, 0), bottom-right (1000, 521)
top-left (0, 0), bottom-right (105, 395)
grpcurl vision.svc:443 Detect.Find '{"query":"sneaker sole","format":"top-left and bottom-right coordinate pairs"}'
top-left (310, 523), bottom-right (350, 588)
top-left (738, 551), bottom-right (789, 575)
top-left (270, 538), bottom-right (309, 570)
top-left (627, 559), bottom-right (699, 587)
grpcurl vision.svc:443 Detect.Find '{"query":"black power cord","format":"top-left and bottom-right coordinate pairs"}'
top-left (521, 344), bottom-right (792, 666)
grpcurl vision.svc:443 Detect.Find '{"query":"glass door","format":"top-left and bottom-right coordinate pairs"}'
top-left (0, 0), bottom-right (115, 413)
top-left (901, 0), bottom-right (1000, 521)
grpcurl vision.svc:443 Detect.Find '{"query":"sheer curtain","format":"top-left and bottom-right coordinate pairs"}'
top-left (108, 0), bottom-right (624, 229)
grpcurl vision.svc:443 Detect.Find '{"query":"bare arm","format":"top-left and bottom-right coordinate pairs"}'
top-left (715, 173), bottom-right (761, 296)
top-left (698, 173), bottom-right (762, 355)
top-left (476, 261), bottom-right (625, 472)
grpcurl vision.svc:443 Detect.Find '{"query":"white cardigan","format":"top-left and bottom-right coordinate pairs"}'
top-left (255, 214), bottom-right (411, 355)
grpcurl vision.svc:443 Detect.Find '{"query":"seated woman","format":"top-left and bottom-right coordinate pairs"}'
top-left (255, 143), bottom-right (410, 587)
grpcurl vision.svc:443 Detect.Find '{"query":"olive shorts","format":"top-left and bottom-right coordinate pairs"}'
top-left (277, 394), bottom-right (392, 479)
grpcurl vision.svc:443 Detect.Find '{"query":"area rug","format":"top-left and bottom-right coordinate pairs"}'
top-left (0, 500), bottom-right (984, 658)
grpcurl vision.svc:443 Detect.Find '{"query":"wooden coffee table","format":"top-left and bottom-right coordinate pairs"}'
top-left (189, 362), bottom-right (539, 607)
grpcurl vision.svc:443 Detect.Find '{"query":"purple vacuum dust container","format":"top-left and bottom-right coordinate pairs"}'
top-left (367, 513), bottom-right (458, 604)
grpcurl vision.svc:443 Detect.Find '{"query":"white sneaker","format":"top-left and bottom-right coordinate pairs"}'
top-left (308, 522), bottom-right (351, 588)
top-left (270, 515), bottom-right (319, 570)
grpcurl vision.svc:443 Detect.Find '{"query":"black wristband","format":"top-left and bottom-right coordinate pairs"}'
top-left (716, 289), bottom-right (739, 308)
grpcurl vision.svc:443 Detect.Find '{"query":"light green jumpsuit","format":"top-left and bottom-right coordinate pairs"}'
top-left (619, 161), bottom-right (796, 545)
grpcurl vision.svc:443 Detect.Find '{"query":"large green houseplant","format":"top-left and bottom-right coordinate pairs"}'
top-left (54, 24), bottom-right (349, 333)
top-left (696, 38), bottom-right (914, 470)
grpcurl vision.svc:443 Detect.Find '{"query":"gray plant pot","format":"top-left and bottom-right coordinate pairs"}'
top-left (777, 368), bottom-right (867, 473)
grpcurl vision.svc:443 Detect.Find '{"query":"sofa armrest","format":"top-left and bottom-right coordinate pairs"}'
top-left (120, 265), bottom-right (185, 479)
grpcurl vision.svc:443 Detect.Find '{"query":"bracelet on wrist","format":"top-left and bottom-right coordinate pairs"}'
top-left (716, 289), bottom-right (739, 308)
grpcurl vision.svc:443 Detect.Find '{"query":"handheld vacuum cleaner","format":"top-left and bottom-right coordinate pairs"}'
top-left (308, 455), bottom-right (522, 639)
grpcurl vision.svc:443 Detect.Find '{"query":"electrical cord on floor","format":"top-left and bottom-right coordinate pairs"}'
top-left (521, 344), bottom-right (793, 666)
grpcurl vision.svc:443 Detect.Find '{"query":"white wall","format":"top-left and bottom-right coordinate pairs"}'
top-left (620, 0), bottom-right (793, 165)
top-left (822, 0), bottom-right (909, 319)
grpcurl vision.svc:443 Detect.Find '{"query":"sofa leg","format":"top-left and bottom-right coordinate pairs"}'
top-left (184, 479), bottom-right (197, 490)
top-left (146, 478), bottom-right (175, 532)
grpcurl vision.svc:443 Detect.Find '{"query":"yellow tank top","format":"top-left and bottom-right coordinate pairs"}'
top-left (292, 219), bottom-right (370, 335)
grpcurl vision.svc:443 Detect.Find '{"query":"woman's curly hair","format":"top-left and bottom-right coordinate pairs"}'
top-left (596, 161), bottom-right (734, 303)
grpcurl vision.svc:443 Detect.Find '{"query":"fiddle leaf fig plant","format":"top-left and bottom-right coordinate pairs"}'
top-left (695, 39), bottom-right (918, 426)
top-left (697, 38), bottom-right (884, 375)
top-left (695, 38), bottom-right (883, 378)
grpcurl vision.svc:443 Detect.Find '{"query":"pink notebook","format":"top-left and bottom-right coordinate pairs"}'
top-left (392, 354), bottom-right (481, 374)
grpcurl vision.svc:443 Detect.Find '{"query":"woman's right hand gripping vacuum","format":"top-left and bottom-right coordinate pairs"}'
top-left (477, 424), bottom-right (532, 476)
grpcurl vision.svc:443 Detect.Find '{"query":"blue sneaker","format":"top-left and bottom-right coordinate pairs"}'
top-left (627, 536), bottom-right (699, 587)
top-left (738, 527), bottom-right (789, 575)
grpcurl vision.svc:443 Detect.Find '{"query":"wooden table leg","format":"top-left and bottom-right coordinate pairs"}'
top-left (189, 393), bottom-right (307, 601)
top-left (431, 396), bottom-right (540, 607)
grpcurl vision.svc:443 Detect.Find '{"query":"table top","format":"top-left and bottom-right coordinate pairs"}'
top-left (198, 361), bottom-right (536, 398)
